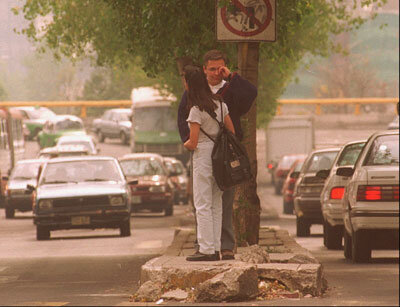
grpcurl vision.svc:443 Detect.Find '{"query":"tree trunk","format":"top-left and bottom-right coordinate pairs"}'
top-left (233, 42), bottom-right (261, 247)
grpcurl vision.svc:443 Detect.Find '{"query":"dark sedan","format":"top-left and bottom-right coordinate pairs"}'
top-left (31, 156), bottom-right (135, 240)
top-left (119, 153), bottom-right (174, 216)
top-left (4, 159), bottom-right (44, 218)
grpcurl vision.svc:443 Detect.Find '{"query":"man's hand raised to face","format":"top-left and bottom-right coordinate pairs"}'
top-left (218, 66), bottom-right (231, 79)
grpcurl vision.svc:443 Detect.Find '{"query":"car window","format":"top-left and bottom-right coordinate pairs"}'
top-left (304, 151), bottom-right (338, 173)
top-left (11, 162), bottom-right (42, 180)
top-left (120, 159), bottom-right (166, 176)
top-left (41, 160), bottom-right (122, 183)
top-left (364, 135), bottom-right (399, 166)
top-left (293, 160), bottom-right (305, 172)
top-left (337, 143), bottom-right (365, 167)
top-left (172, 162), bottom-right (184, 175)
top-left (117, 112), bottom-right (131, 121)
top-left (55, 119), bottom-right (83, 131)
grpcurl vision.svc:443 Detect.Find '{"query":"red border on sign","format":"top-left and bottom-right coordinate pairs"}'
top-left (221, 0), bottom-right (272, 37)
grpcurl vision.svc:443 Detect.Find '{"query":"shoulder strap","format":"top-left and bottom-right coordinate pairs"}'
top-left (199, 100), bottom-right (224, 143)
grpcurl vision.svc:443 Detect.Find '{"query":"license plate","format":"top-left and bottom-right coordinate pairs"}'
top-left (132, 196), bottom-right (141, 204)
top-left (71, 216), bottom-right (90, 225)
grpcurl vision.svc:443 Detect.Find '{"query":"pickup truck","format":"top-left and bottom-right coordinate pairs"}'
top-left (92, 108), bottom-right (132, 145)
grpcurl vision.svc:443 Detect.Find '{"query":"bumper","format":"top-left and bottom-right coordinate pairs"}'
top-left (294, 196), bottom-right (323, 222)
top-left (348, 210), bottom-right (399, 232)
top-left (322, 201), bottom-right (344, 226)
top-left (131, 194), bottom-right (172, 211)
top-left (34, 209), bottom-right (130, 230)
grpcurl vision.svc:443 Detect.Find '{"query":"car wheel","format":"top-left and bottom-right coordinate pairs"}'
top-left (120, 219), bottom-right (131, 237)
top-left (296, 217), bottom-right (310, 237)
top-left (283, 200), bottom-right (293, 214)
top-left (5, 206), bottom-right (15, 219)
top-left (97, 130), bottom-right (105, 143)
top-left (36, 226), bottom-right (50, 240)
top-left (351, 230), bottom-right (371, 263)
top-left (120, 131), bottom-right (128, 145)
top-left (344, 230), bottom-right (352, 259)
top-left (325, 221), bottom-right (343, 250)
top-left (165, 204), bottom-right (174, 216)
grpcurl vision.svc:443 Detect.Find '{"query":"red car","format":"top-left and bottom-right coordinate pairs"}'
top-left (281, 156), bottom-right (306, 214)
top-left (119, 153), bottom-right (174, 216)
top-left (274, 154), bottom-right (307, 195)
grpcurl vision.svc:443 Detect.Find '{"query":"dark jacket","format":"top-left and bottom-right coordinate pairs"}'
top-left (177, 72), bottom-right (257, 142)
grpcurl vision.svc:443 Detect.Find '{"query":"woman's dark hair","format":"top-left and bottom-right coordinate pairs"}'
top-left (184, 65), bottom-right (220, 114)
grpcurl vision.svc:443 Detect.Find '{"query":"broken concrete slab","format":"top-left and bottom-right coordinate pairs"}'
top-left (236, 244), bottom-right (270, 264)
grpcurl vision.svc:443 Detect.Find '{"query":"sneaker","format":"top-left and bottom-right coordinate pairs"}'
top-left (221, 249), bottom-right (235, 260)
top-left (186, 251), bottom-right (218, 261)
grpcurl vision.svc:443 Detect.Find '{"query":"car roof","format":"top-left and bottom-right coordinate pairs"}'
top-left (119, 153), bottom-right (164, 161)
top-left (370, 130), bottom-right (399, 138)
top-left (45, 156), bottom-right (117, 163)
top-left (310, 147), bottom-right (341, 154)
top-left (109, 108), bottom-right (131, 113)
top-left (46, 115), bottom-right (83, 123)
top-left (57, 134), bottom-right (94, 141)
top-left (15, 158), bottom-right (46, 164)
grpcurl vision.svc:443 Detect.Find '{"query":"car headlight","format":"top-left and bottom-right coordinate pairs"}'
top-left (109, 195), bottom-right (125, 206)
top-left (39, 199), bottom-right (53, 210)
top-left (149, 185), bottom-right (166, 193)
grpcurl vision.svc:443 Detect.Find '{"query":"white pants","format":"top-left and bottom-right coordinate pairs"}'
top-left (193, 141), bottom-right (223, 255)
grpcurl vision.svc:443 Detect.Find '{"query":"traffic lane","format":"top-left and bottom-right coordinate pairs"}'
top-left (260, 185), bottom-right (399, 306)
top-left (0, 255), bottom-right (149, 306)
top-left (0, 206), bottom-right (192, 258)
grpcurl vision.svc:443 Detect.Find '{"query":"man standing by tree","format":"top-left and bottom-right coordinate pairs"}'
top-left (178, 49), bottom-right (257, 260)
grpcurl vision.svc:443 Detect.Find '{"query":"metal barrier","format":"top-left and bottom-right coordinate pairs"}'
top-left (0, 97), bottom-right (398, 117)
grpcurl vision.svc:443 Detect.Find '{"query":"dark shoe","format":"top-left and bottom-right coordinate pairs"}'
top-left (221, 249), bottom-right (235, 260)
top-left (186, 251), bottom-right (218, 261)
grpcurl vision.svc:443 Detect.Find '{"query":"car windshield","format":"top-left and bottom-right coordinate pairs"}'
top-left (41, 160), bottom-right (122, 184)
top-left (304, 151), bottom-right (338, 173)
top-left (120, 158), bottom-right (165, 176)
top-left (293, 160), bottom-right (305, 172)
top-left (55, 119), bottom-right (83, 131)
top-left (173, 162), bottom-right (184, 175)
top-left (117, 112), bottom-right (131, 121)
top-left (134, 106), bottom-right (176, 132)
top-left (11, 162), bottom-right (42, 180)
top-left (337, 142), bottom-right (365, 166)
top-left (58, 140), bottom-right (94, 152)
top-left (365, 135), bottom-right (399, 166)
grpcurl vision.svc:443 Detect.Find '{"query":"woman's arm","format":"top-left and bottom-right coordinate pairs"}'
top-left (184, 122), bottom-right (200, 150)
top-left (224, 115), bottom-right (235, 135)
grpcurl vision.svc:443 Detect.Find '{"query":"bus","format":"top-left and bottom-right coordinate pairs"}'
top-left (130, 87), bottom-right (189, 164)
top-left (0, 107), bottom-right (25, 207)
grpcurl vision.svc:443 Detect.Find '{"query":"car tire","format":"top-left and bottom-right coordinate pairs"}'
top-left (344, 230), bottom-right (352, 259)
top-left (36, 226), bottom-right (50, 241)
top-left (325, 221), bottom-right (343, 250)
top-left (351, 230), bottom-right (371, 263)
top-left (296, 217), bottom-right (310, 237)
top-left (120, 219), bottom-right (131, 237)
top-left (283, 200), bottom-right (293, 214)
top-left (165, 204), bottom-right (174, 216)
top-left (97, 130), bottom-right (105, 143)
top-left (120, 131), bottom-right (128, 145)
top-left (5, 206), bottom-right (15, 219)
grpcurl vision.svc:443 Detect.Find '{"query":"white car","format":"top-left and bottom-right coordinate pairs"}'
top-left (337, 130), bottom-right (399, 263)
top-left (55, 134), bottom-right (99, 155)
top-left (319, 140), bottom-right (366, 249)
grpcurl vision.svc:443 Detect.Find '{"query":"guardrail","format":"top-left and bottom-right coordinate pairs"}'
top-left (0, 97), bottom-right (398, 117)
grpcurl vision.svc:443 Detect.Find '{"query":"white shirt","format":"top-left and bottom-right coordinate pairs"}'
top-left (209, 80), bottom-right (226, 94)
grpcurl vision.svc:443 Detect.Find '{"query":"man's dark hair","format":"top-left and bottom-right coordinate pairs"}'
top-left (203, 49), bottom-right (227, 66)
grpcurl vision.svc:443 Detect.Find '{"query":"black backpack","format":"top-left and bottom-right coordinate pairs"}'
top-left (200, 101), bottom-right (252, 191)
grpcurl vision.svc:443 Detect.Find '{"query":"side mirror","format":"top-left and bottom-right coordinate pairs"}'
top-left (26, 184), bottom-right (35, 192)
top-left (128, 179), bottom-right (138, 185)
top-left (290, 171), bottom-right (300, 179)
top-left (336, 167), bottom-right (354, 177)
top-left (316, 169), bottom-right (330, 180)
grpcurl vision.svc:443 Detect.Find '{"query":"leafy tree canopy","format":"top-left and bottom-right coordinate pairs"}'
top-left (13, 0), bottom-right (386, 125)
